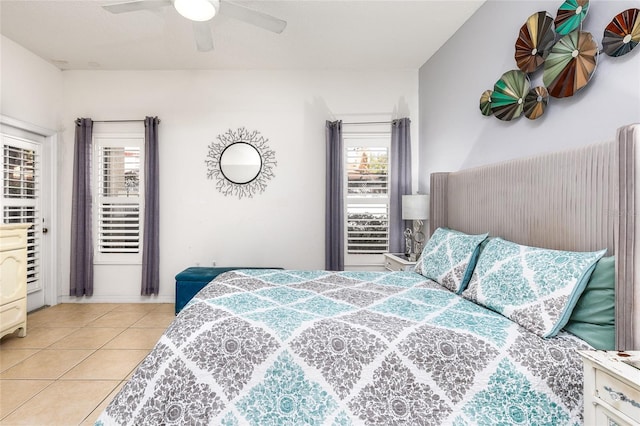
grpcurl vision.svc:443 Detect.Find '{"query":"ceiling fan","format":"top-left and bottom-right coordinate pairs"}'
top-left (102, 0), bottom-right (287, 52)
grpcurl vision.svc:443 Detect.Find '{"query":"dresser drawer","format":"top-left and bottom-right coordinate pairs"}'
top-left (0, 297), bottom-right (26, 335)
top-left (596, 368), bottom-right (640, 423)
top-left (0, 248), bottom-right (28, 305)
top-left (0, 225), bottom-right (28, 251)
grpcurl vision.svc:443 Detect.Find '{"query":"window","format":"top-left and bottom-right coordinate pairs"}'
top-left (93, 135), bottom-right (144, 263)
top-left (344, 132), bottom-right (390, 267)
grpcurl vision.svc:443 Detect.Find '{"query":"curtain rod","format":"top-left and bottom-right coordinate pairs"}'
top-left (342, 120), bottom-right (391, 125)
top-left (93, 119), bottom-right (145, 123)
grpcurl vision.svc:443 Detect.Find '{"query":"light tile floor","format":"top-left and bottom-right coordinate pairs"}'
top-left (0, 303), bottom-right (175, 425)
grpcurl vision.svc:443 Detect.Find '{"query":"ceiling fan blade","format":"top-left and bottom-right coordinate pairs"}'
top-left (102, 0), bottom-right (171, 14)
top-left (193, 21), bottom-right (214, 52)
top-left (219, 1), bottom-right (287, 34)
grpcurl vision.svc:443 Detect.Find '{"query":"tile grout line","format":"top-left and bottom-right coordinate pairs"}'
top-left (77, 308), bottom-right (160, 423)
top-left (0, 304), bottom-right (173, 424)
top-left (77, 379), bottom-right (125, 426)
top-left (0, 378), bottom-right (56, 422)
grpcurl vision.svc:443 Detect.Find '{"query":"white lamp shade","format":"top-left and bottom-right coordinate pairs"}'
top-left (174, 0), bottom-right (218, 21)
top-left (402, 194), bottom-right (429, 220)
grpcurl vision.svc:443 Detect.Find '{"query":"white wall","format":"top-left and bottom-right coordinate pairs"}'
top-left (418, 0), bottom-right (640, 192)
top-left (0, 35), bottom-right (63, 130)
top-left (60, 70), bottom-right (418, 302)
top-left (1, 36), bottom-right (64, 309)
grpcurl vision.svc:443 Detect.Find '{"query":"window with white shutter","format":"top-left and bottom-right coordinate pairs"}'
top-left (94, 135), bottom-right (144, 263)
top-left (343, 132), bottom-right (390, 267)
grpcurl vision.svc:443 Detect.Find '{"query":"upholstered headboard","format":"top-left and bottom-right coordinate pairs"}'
top-left (429, 124), bottom-right (639, 350)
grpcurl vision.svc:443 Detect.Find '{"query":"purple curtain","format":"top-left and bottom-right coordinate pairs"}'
top-left (389, 118), bottom-right (412, 253)
top-left (141, 117), bottom-right (160, 295)
top-left (70, 118), bottom-right (94, 296)
top-left (325, 120), bottom-right (344, 271)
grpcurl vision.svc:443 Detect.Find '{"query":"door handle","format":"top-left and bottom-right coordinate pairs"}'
top-left (42, 227), bottom-right (48, 234)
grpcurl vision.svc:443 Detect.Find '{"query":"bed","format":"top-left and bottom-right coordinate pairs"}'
top-left (97, 123), bottom-right (638, 426)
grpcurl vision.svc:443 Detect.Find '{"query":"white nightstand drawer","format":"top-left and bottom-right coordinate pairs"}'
top-left (595, 404), bottom-right (634, 426)
top-left (383, 253), bottom-right (416, 272)
top-left (580, 351), bottom-right (640, 426)
top-left (596, 368), bottom-right (640, 423)
top-left (384, 257), bottom-right (402, 272)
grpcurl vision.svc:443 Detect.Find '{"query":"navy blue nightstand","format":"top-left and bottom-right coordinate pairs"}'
top-left (174, 267), bottom-right (280, 314)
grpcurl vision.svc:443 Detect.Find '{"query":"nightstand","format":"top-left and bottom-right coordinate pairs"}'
top-left (383, 253), bottom-right (417, 272)
top-left (579, 350), bottom-right (640, 426)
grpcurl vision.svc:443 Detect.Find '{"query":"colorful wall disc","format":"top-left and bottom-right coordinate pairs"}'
top-left (491, 70), bottom-right (531, 121)
top-left (602, 8), bottom-right (640, 57)
top-left (524, 86), bottom-right (549, 120)
top-left (543, 30), bottom-right (598, 98)
top-left (515, 11), bottom-right (556, 72)
top-left (555, 0), bottom-right (590, 35)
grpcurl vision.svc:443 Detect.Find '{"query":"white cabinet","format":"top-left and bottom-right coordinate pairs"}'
top-left (0, 223), bottom-right (29, 339)
top-left (580, 350), bottom-right (640, 426)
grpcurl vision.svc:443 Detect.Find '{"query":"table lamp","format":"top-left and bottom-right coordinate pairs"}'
top-left (402, 194), bottom-right (429, 261)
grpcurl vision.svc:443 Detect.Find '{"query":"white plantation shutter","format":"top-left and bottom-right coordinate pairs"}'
top-left (94, 136), bottom-right (144, 262)
top-left (98, 202), bottom-right (140, 253)
top-left (346, 147), bottom-right (389, 195)
top-left (2, 141), bottom-right (41, 292)
top-left (4, 205), bottom-right (40, 288)
top-left (344, 133), bottom-right (390, 266)
top-left (3, 145), bottom-right (37, 199)
top-left (346, 203), bottom-right (389, 253)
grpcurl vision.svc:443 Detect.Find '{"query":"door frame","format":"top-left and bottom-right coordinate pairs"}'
top-left (1, 114), bottom-right (58, 308)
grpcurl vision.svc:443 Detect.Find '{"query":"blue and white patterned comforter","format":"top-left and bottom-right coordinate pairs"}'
top-left (97, 269), bottom-right (591, 425)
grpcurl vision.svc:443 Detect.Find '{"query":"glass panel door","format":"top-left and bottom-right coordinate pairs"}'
top-left (1, 135), bottom-right (42, 300)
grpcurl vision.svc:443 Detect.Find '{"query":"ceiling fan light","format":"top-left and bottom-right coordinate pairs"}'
top-left (174, 0), bottom-right (217, 22)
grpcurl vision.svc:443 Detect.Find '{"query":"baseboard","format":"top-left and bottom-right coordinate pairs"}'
top-left (57, 295), bottom-right (174, 304)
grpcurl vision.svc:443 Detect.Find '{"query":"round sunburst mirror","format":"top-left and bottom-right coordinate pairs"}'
top-left (205, 127), bottom-right (276, 199)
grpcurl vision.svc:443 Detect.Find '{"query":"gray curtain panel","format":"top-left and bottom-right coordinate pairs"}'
top-left (325, 120), bottom-right (344, 271)
top-left (390, 118), bottom-right (412, 253)
top-left (141, 117), bottom-right (160, 295)
top-left (70, 118), bottom-right (94, 296)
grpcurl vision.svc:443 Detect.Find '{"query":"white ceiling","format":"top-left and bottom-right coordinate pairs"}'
top-left (0, 0), bottom-right (484, 71)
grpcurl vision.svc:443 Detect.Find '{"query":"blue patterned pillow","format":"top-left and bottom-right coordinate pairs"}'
top-left (414, 227), bottom-right (488, 294)
top-left (461, 238), bottom-right (606, 338)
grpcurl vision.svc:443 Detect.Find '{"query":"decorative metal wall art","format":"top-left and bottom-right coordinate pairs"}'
top-left (603, 8), bottom-right (640, 57)
top-left (515, 12), bottom-right (556, 73)
top-left (554, 0), bottom-right (590, 35)
top-left (543, 30), bottom-right (598, 98)
top-left (491, 70), bottom-right (530, 121)
top-left (479, 1), bottom-right (639, 122)
top-left (524, 86), bottom-right (549, 119)
top-left (205, 127), bottom-right (277, 199)
top-left (479, 90), bottom-right (493, 116)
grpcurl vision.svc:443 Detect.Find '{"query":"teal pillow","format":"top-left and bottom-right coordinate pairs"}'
top-left (564, 256), bottom-right (615, 349)
top-left (414, 227), bottom-right (488, 294)
top-left (461, 238), bottom-right (606, 338)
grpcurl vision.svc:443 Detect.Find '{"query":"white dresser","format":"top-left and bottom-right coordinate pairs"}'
top-left (0, 223), bottom-right (29, 339)
top-left (580, 350), bottom-right (640, 426)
